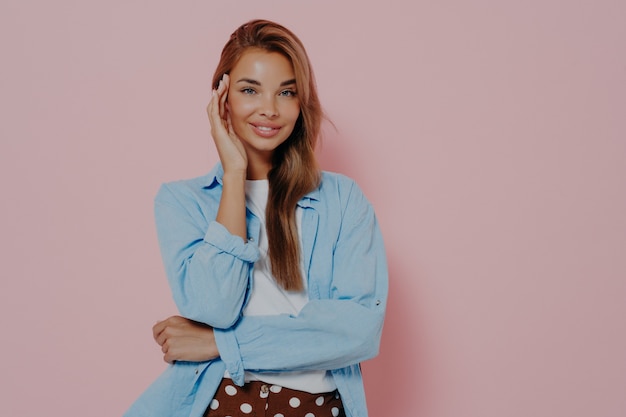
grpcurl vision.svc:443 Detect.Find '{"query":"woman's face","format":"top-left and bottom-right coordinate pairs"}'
top-left (227, 48), bottom-right (301, 164)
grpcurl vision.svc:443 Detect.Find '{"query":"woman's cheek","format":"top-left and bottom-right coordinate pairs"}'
top-left (226, 98), bottom-right (244, 126)
top-left (229, 98), bottom-right (255, 121)
top-left (281, 101), bottom-right (300, 122)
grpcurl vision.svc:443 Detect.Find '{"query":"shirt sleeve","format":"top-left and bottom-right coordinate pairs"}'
top-left (214, 180), bottom-right (388, 385)
top-left (155, 182), bottom-right (260, 329)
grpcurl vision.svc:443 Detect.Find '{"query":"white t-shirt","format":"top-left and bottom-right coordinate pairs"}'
top-left (223, 179), bottom-right (336, 393)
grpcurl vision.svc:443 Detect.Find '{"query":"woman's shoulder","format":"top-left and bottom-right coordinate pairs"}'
top-left (155, 165), bottom-right (222, 205)
top-left (319, 170), bottom-right (358, 188)
top-left (318, 170), bottom-right (370, 206)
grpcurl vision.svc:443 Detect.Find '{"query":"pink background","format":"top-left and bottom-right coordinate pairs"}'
top-left (1, 1), bottom-right (625, 416)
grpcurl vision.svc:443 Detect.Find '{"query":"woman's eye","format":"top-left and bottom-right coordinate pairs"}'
top-left (241, 87), bottom-right (256, 95)
top-left (279, 90), bottom-right (297, 97)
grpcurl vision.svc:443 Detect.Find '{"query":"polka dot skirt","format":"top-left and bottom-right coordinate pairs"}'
top-left (203, 378), bottom-right (346, 417)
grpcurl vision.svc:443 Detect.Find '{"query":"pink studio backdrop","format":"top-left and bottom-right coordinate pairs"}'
top-left (1, 1), bottom-right (625, 416)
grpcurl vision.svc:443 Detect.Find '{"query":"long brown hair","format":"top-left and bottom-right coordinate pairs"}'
top-left (211, 20), bottom-right (322, 291)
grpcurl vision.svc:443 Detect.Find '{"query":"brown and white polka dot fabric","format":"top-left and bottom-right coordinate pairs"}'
top-left (204, 378), bottom-right (346, 417)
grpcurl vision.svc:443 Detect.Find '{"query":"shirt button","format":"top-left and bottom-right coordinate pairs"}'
top-left (195, 369), bottom-right (199, 375)
top-left (248, 237), bottom-right (254, 242)
top-left (260, 384), bottom-right (269, 394)
top-left (376, 300), bottom-right (381, 306)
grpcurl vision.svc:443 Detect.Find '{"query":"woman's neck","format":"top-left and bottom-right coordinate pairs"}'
top-left (246, 154), bottom-right (272, 180)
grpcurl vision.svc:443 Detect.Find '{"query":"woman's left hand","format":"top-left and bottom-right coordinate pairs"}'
top-left (152, 316), bottom-right (220, 364)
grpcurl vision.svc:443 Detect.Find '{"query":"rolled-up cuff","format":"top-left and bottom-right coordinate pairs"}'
top-left (214, 327), bottom-right (245, 386)
top-left (204, 221), bottom-right (259, 262)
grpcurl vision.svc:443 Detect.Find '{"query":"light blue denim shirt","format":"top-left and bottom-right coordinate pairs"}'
top-left (124, 164), bottom-right (388, 417)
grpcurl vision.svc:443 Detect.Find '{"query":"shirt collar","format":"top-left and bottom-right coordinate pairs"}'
top-left (202, 163), bottom-right (320, 207)
top-left (201, 163), bottom-right (225, 189)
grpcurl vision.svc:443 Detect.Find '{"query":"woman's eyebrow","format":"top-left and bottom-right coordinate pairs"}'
top-left (236, 78), bottom-right (261, 85)
top-left (235, 78), bottom-right (296, 87)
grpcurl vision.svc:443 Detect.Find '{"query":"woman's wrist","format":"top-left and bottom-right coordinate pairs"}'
top-left (216, 169), bottom-right (247, 240)
top-left (222, 169), bottom-right (247, 183)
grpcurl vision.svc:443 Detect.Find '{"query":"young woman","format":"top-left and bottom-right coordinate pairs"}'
top-left (124, 19), bottom-right (387, 417)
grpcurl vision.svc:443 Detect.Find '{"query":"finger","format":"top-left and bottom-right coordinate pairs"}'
top-left (153, 316), bottom-right (185, 343)
top-left (215, 80), bottom-right (225, 120)
top-left (153, 315), bottom-right (178, 339)
top-left (208, 90), bottom-right (223, 130)
top-left (163, 341), bottom-right (182, 364)
top-left (152, 319), bottom-right (168, 341)
top-left (206, 95), bottom-right (214, 118)
top-left (155, 323), bottom-right (187, 347)
top-left (208, 90), bottom-right (217, 116)
top-left (155, 328), bottom-right (169, 347)
top-left (208, 94), bottom-right (221, 135)
top-left (219, 75), bottom-right (229, 120)
top-left (169, 315), bottom-right (186, 324)
top-left (226, 110), bottom-right (235, 137)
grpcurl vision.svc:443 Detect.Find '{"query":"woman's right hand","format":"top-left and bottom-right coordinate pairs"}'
top-left (209, 74), bottom-right (248, 240)
top-left (207, 74), bottom-right (247, 175)
top-left (153, 315), bottom-right (220, 364)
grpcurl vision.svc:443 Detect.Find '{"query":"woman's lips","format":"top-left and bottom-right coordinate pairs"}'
top-left (250, 123), bottom-right (281, 138)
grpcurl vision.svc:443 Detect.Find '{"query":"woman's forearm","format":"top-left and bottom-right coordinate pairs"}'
top-left (216, 171), bottom-right (247, 241)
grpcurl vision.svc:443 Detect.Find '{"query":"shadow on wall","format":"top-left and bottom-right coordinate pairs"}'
top-left (363, 254), bottom-right (429, 417)
top-left (316, 122), bottom-right (353, 176)
top-left (316, 128), bottom-right (429, 416)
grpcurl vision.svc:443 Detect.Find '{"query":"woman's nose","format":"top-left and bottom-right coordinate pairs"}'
top-left (259, 96), bottom-right (278, 118)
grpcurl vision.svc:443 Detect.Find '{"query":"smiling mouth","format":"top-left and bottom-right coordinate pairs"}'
top-left (255, 125), bottom-right (277, 132)
top-left (250, 123), bottom-right (281, 138)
